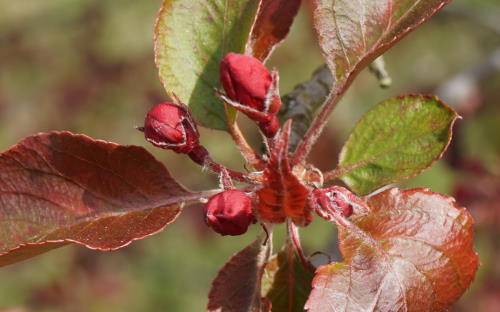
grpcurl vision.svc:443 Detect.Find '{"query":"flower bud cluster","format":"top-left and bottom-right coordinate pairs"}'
top-left (141, 52), bottom-right (286, 236)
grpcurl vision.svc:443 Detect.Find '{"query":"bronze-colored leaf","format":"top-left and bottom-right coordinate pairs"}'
top-left (246, 0), bottom-right (302, 62)
top-left (306, 188), bottom-right (479, 312)
top-left (311, 0), bottom-right (451, 86)
top-left (262, 245), bottom-right (314, 312)
top-left (208, 236), bottom-right (272, 312)
top-left (0, 132), bottom-right (193, 266)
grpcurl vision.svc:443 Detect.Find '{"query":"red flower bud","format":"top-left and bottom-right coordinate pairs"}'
top-left (258, 115), bottom-right (280, 139)
top-left (312, 187), bottom-right (354, 219)
top-left (143, 102), bottom-right (199, 154)
top-left (220, 53), bottom-right (281, 137)
top-left (204, 190), bottom-right (255, 236)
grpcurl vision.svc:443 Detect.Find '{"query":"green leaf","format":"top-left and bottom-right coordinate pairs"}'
top-left (154, 0), bottom-right (260, 130)
top-left (337, 95), bottom-right (459, 195)
top-left (306, 188), bottom-right (478, 312)
top-left (261, 246), bottom-right (314, 312)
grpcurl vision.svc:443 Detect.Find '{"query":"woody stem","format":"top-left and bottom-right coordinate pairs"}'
top-left (291, 70), bottom-right (358, 167)
top-left (290, 90), bottom-right (342, 166)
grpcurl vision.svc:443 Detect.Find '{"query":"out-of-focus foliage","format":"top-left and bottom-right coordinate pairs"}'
top-left (0, 0), bottom-right (499, 311)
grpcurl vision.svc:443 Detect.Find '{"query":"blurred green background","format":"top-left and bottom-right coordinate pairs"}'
top-left (0, 0), bottom-right (499, 311)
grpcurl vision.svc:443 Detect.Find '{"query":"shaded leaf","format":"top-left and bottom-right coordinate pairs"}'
top-left (245, 0), bottom-right (302, 62)
top-left (208, 236), bottom-right (271, 312)
top-left (311, 0), bottom-right (451, 88)
top-left (279, 66), bottom-right (333, 150)
top-left (155, 0), bottom-right (260, 130)
top-left (0, 132), bottom-right (192, 266)
top-left (262, 246), bottom-right (314, 312)
top-left (306, 188), bottom-right (479, 312)
top-left (257, 121), bottom-right (311, 226)
top-left (337, 95), bottom-right (458, 195)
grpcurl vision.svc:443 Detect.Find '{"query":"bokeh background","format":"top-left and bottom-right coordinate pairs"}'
top-left (0, 0), bottom-right (499, 311)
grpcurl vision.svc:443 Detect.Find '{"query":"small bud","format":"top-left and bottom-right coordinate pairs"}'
top-left (143, 102), bottom-right (200, 154)
top-left (325, 189), bottom-right (353, 218)
top-left (204, 190), bottom-right (255, 236)
top-left (219, 53), bottom-right (281, 137)
top-left (312, 187), bottom-right (354, 219)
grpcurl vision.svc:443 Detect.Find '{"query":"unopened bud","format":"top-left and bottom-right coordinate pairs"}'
top-left (143, 102), bottom-right (200, 154)
top-left (220, 53), bottom-right (281, 137)
top-left (312, 187), bottom-right (354, 219)
top-left (204, 190), bottom-right (255, 236)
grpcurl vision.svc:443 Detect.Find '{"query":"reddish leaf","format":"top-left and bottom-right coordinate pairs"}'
top-left (306, 188), bottom-right (478, 312)
top-left (311, 0), bottom-right (451, 87)
top-left (257, 121), bottom-right (311, 226)
top-left (245, 0), bottom-right (302, 62)
top-left (208, 236), bottom-right (271, 312)
top-left (0, 132), bottom-right (194, 266)
top-left (261, 245), bottom-right (314, 312)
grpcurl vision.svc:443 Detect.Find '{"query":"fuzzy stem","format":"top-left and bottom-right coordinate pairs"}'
top-left (218, 167), bottom-right (234, 190)
top-left (204, 157), bottom-right (262, 185)
top-left (287, 220), bottom-right (315, 273)
top-left (227, 121), bottom-right (265, 170)
top-left (188, 146), bottom-right (261, 185)
top-left (290, 88), bottom-right (343, 166)
top-left (322, 167), bottom-right (349, 183)
top-left (222, 97), bottom-right (266, 171)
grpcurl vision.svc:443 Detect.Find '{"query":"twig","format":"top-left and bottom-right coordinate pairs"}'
top-left (227, 120), bottom-right (266, 170)
top-left (290, 85), bottom-right (344, 166)
top-left (203, 157), bottom-right (262, 185)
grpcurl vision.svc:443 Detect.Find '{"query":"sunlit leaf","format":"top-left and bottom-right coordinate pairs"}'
top-left (336, 95), bottom-right (458, 195)
top-left (311, 0), bottom-right (451, 89)
top-left (208, 236), bottom-right (271, 312)
top-left (0, 132), bottom-right (193, 266)
top-left (257, 121), bottom-right (311, 226)
top-left (155, 0), bottom-right (260, 130)
top-left (245, 0), bottom-right (301, 62)
top-left (306, 188), bottom-right (479, 312)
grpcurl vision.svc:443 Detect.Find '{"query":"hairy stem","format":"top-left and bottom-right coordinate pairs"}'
top-left (287, 220), bottom-right (315, 273)
top-left (184, 186), bottom-right (257, 205)
top-left (323, 167), bottom-right (350, 183)
top-left (225, 104), bottom-right (266, 170)
top-left (188, 146), bottom-right (261, 184)
top-left (204, 157), bottom-right (262, 185)
top-left (291, 87), bottom-right (343, 166)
